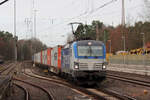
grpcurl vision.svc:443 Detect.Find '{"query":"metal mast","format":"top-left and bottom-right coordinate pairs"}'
top-left (14, 0), bottom-right (17, 61)
top-left (34, 10), bottom-right (37, 39)
top-left (121, 0), bottom-right (125, 26)
top-left (121, 0), bottom-right (126, 65)
top-left (122, 0), bottom-right (125, 52)
top-left (25, 18), bottom-right (31, 39)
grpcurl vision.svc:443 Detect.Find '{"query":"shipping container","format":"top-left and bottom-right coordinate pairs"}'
top-left (34, 52), bottom-right (41, 63)
top-left (51, 46), bottom-right (62, 69)
top-left (47, 48), bottom-right (52, 66)
top-left (42, 50), bottom-right (47, 65)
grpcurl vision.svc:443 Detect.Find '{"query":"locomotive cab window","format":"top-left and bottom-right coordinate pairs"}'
top-left (91, 46), bottom-right (103, 56)
top-left (77, 46), bottom-right (103, 57)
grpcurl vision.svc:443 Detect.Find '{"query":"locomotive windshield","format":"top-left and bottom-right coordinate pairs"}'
top-left (77, 46), bottom-right (103, 57)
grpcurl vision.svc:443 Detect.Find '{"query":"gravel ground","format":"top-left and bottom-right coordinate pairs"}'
top-left (14, 80), bottom-right (49, 100)
top-left (5, 84), bottom-right (25, 100)
top-left (0, 62), bottom-right (91, 100)
top-left (24, 62), bottom-right (150, 100)
top-left (3, 62), bottom-right (49, 100)
top-left (107, 70), bottom-right (150, 83)
top-left (99, 70), bottom-right (150, 100)
top-left (21, 62), bottom-right (91, 100)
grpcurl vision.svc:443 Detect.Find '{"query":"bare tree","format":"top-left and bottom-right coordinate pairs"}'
top-left (143, 0), bottom-right (150, 21)
top-left (17, 38), bottom-right (47, 60)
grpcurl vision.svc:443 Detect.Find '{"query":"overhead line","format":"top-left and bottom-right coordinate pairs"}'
top-left (72, 0), bottom-right (117, 19)
top-left (89, 3), bottom-right (143, 19)
top-left (0, 0), bottom-right (9, 5)
top-left (89, 0), bottom-right (117, 14)
top-left (37, 1), bottom-right (143, 35)
top-left (39, 0), bottom-right (118, 34)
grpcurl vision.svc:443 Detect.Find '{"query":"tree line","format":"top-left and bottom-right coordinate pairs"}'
top-left (1, 20), bottom-right (150, 61)
top-left (73, 21), bottom-right (150, 54)
top-left (17, 38), bottom-right (47, 60)
top-left (0, 31), bottom-right (47, 60)
top-left (0, 31), bottom-right (15, 60)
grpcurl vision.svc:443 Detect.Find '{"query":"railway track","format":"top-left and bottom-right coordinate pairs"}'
top-left (0, 62), bottom-right (19, 76)
top-left (30, 72), bottom-right (119, 100)
top-left (107, 73), bottom-right (150, 87)
top-left (14, 78), bottom-right (53, 100)
top-left (25, 68), bottom-right (105, 100)
top-left (25, 65), bottom-right (136, 100)
top-left (0, 63), bottom-right (14, 74)
top-left (0, 62), bottom-right (16, 100)
top-left (14, 83), bottom-right (29, 100)
top-left (97, 88), bottom-right (137, 100)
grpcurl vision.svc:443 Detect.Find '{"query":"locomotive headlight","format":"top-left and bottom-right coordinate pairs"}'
top-left (74, 62), bottom-right (79, 69)
top-left (102, 62), bottom-right (108, 69)
top-left (74, 65), bottom-right (79, 69)
top-left (102, 65), bottom-right (106, 69)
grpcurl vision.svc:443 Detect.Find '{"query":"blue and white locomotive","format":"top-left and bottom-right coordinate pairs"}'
top-left (61, 40), bottom-right (107, 84)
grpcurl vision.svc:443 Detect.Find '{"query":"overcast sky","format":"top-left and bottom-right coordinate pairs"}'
top-left (0, 0), bottom-right (144, 47)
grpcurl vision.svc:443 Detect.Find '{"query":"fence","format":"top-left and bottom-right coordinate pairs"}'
top-left (109, 54), bottom-right (150, 66)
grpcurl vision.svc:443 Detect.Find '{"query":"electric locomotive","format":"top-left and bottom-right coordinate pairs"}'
top-left (61, 40), bottom-right (107, 84)
top-left (33, 40), bottom-right (107, 84)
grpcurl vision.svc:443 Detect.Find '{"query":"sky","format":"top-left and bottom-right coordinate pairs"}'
top-left (0, 0), bottom-right (144, 47)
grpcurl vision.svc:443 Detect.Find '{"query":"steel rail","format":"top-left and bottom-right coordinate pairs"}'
top-left (14, 78), bottom-right (53, 100)
top-left (107, 74), bottom-right (150, 87)
top-left (14, 83), bottom-right (29, 100)
top-left (0, 62), bottom-right (14, 100)
top-left (0, 63), bottom-right (14, 74)
top-left (98, 88), bottom-right (137, 100)
top-left (24, 71), bottom-right (102, 100)
top-left (25, 68), bottom-right (124, 100)
top-left (30, 67), bottom-right (137, 100)
top-left (0, 80), bottom-right (11, 100)
top-left (107, 73), bottom-right (150, 84)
